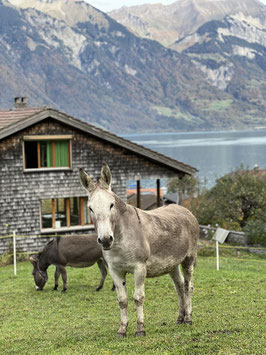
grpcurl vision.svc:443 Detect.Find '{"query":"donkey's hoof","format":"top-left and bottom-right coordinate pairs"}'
top-left (135, 331), bottom-right (146, 337)
top-left (117, 332), bottom-right (126, 338)
top-left (176, 319), bottom-right (184, 324)
top-left (53, 287), bottom-right (58, 291)
top-left (61, 289), bottom-right (67, 293)
top-left (96, 286), bottom-right (102, 292)
top-left (184, 320), bottom-right (192, 325)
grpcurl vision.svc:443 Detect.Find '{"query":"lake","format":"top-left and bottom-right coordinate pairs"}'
top-left (122, 130), bottom-right (266, 189)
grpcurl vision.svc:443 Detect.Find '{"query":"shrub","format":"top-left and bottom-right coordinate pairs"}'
top-left (244, 213), bottom-right (266, 246)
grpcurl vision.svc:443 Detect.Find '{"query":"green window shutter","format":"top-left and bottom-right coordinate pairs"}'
top-left (55, 141), bottom-right (68, 167)
top-left (46, 141), bottom-right (53, 167)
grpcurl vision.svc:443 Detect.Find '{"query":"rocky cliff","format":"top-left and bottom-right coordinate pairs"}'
top-left (109, 0), bottom-right (266, 47)
top-left (0, 0), bottom-right (265, 133)
top-left (174, 14), bottom-right (266, 114)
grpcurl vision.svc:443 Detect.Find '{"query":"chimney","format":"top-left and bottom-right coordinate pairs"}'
top-left (14, 97), bottom-right (27, 109)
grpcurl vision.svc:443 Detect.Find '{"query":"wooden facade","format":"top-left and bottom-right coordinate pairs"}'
top-left (0, 106), bottom-right (196, 237)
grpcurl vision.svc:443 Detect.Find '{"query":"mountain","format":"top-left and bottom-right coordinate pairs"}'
top-left (174, 14), bottom-right (266, 113)
top-left (109, 0), bottom-right (266, 47)
top-left (0, 0), bottom-right (265, 133)
top-left (9, 0), bottom-right (109, 27)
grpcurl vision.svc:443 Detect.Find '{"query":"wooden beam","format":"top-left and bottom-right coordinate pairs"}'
top-left (80, 197), bottom-right (84, 226)
top-left (66, 198), bottom-right (70, 227)
top-left (40, 201), bottom-right (44, 229)
top-left (137, 180), bottom-right (141, 209)
top-left (52, 199), bottom-right (56, 229)
top-left (156, 179), bottom-right (161, 207)
top-left (37, 142), bottom-right (41, 168)
top-left (23, 135), bottom-right (73, 140)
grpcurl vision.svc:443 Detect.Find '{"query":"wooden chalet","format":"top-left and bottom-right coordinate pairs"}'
top-left (0, 98), bottom-right (197, 236)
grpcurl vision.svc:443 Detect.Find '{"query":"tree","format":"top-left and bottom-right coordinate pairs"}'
top-left (195, 167), bottom-right (266, 230)
top-left (167, 174), bottom-right (204, 206)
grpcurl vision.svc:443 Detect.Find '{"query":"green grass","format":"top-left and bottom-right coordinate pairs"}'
top-left (209, 100), bottom-right (233, 112)
top-left (152, 106), bottom-right (192, 121)
top-left (152, 105), bottom-right (180, 118)
top-left (0, 256), bottom-right (265, 354)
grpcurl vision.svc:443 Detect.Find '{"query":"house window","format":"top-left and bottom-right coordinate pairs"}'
top-left (41, 197), bottom-right (92, 230)
top-left (23, 135), bottom-right (72, 170)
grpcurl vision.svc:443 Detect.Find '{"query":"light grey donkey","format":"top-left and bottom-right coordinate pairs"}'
top-left (79, 163), bottom-right (199, 337)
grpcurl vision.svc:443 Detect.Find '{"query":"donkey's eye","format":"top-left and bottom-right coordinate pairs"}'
top-left (89, 207), bottom-right (94, 213)
top-left (110, 203), bottom-right (114, 210)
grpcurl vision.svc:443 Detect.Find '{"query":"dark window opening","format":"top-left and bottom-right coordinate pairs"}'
top-left (25, 141), bottom-right (38, 168)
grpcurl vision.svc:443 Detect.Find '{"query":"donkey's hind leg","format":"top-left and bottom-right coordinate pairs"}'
top-left (59, 266), bottom-right (67, 292)
top-left (54, 266), bottom-right (61, 290)
top-left (181, 256), bottom-right (195, 324)
top-left (169, 265), bottom-right (186, 324)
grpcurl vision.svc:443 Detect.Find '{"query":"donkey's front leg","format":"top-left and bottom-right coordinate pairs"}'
top-left (134, 263), bottom-right (147, 337)
top-left (109, 268), bottom-right (128, 337)
top-left (96, 259), bottom-right (107, 291)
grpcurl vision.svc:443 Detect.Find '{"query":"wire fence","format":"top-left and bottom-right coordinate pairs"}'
top-left (0, 232), bottom-right (72, 276)
top-left (0, 232), bottom-right (265, 276)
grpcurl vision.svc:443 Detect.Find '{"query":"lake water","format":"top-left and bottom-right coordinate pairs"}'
top-left (122, 130), bottom-right (266, 189)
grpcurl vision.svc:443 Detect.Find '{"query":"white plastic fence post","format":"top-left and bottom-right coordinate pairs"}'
top-left (216, 240), bottom-right (219, 271)
top-left (13, 231), bottom-right (17, 276)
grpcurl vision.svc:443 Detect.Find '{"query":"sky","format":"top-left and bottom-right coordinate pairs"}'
top-left (87, 1), bottom-right (181, 12)
top-left (87, 0), bottom-right (266, 13)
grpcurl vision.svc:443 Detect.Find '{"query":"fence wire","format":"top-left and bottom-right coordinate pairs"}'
top-left (1, 233), bottom-right (265, 276)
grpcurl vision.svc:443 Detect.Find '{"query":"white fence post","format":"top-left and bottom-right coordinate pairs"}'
top-left (213, 228), bottom-right (229, 271)
top-left (13, 231), bottom-right (17, 276)
top-left (216, 240), bottom-right (219, 271)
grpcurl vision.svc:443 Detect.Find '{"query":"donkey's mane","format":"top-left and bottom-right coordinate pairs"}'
top-left (39, 238), bottom-right (55, 257)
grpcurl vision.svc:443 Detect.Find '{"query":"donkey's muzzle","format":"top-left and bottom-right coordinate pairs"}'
top-left (98, 236), bottom-right (114, 250)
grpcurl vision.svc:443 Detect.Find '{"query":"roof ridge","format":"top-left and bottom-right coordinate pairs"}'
top-left (47, 108), bottom-right (196, 171)
top-left (0, 106), bottom-right (47, 112)
top-left (0, 106), bottom-right (197, 175)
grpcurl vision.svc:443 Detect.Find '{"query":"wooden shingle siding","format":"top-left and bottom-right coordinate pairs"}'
top-left (0, 119), bottom-right (179, 237)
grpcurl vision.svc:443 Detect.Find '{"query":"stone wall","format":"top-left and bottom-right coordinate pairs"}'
top-left (200, 225), bottom-right (248, 246)
top-left (0, 235), bottom-right (54, 256)
top-left (0, 232), bottom-right (96, 256)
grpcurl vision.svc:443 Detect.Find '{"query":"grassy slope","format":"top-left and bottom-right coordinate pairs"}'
top-left (0, 256), bottom-right (265, 354)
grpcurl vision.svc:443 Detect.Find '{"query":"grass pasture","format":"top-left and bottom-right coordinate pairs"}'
top-left (0, 256), bottom-right (265, 354)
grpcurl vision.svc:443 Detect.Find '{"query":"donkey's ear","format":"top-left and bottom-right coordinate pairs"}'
top-left (79, 168), bottom-right (95, 193)
top-left (29, 254), bottom-right (37, 266)
top-left (100, 163), bottom-right (112, 190)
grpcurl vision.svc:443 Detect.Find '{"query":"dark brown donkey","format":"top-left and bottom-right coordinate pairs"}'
top-left (29, 234), bottom-right (109, 292)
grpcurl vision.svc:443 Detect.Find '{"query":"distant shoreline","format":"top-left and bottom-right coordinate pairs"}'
top-left (120, 127), bottom-right (266, 138)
